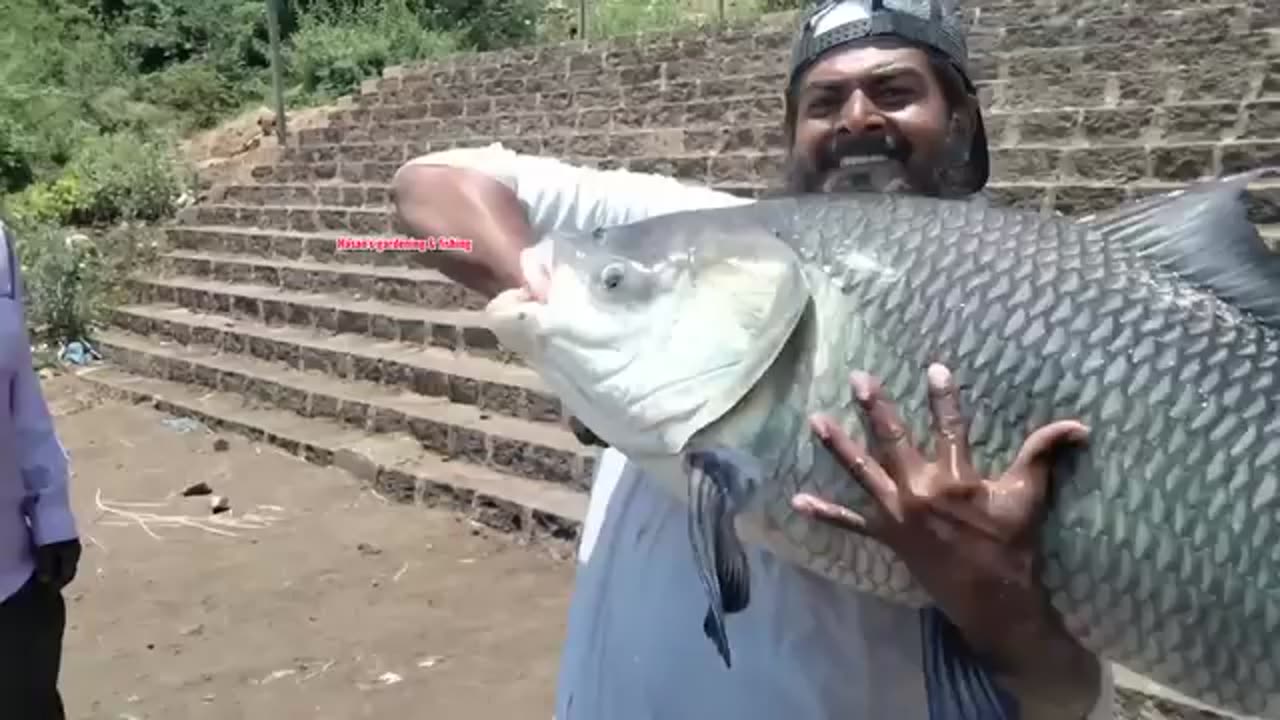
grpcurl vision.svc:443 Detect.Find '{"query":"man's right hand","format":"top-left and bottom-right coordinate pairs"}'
top-left (390, 163), bottom-right (534, 300)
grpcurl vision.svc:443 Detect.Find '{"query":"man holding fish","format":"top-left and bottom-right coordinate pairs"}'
top-left (392, 0), bottom-right (1115, 717)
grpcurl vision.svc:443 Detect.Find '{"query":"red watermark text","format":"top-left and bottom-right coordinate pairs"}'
top-left (335, 236), bottom-right (473, 253)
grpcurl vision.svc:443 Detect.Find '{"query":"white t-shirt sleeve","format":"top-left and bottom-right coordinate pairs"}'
top-left (395, 142), bottom-right (756, 267)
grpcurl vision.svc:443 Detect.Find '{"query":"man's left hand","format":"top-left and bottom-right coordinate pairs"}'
top-left (34, 538), bottom-right (81, 590)
top-left (791, 362), bottom-right (1100, 716)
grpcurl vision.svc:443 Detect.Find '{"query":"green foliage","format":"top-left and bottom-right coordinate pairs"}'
top-left (589, 0), bottom-right (708, 36)
top-left (131, 62), bottom-right (246, 132)
top-left (569, 0), bottom-right (786, 40)
top-left (3, 177), bottom-right (92, 227)
top-left (0, 117), bottom-right (35, 194)
top-left (422, 0), bottom-right (543, 50)
top-left (9, 222), bottom-right (108, 346)
top-left (106, 0), bottom-right (268, 73)
top-left (65, 132), bottom-right (188, 224)
top-left (290, 0), bottom-right (461, 97)
top-left (4, 132), bottom-right (187, 227)
top-left (758, 0), bottom-right (807, 10)
top-left (6, 218), bottom-right (164, 346)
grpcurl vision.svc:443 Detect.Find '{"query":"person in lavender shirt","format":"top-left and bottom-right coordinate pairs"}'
top-left (0, 218), bottom-right (82, 720)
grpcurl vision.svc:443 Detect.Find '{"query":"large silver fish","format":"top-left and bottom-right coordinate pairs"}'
top-left (485, 168), bottom-right (1280, 719)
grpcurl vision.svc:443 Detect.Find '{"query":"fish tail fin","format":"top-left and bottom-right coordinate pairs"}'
top-left (1081, 164), bottom-right (1280, 328)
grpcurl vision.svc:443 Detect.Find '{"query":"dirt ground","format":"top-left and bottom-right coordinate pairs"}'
top-left (38, 374), bottom-right (575, 720)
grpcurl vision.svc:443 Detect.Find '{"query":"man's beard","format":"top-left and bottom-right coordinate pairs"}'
top-left (783, 132), bottom-right (922, 195)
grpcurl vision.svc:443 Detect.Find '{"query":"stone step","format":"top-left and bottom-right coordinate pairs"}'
top-left (255, 139), bottom-right (1280, 195)
top-left (367, 1), bottom-right (1262, 95)
top-left (193, 175), bottom-right (1280, 230)
top-left (125, 274), bottom-right (516, 363)
top-left (186, 174), bottom-right (769, 228)
top-left (165, 225), bottom-right (481, 277)
top-left (372, 11), bottom-right (1273, 93)
top-left (317, 93), bottom-right (1280, 150)
top-left (93, 327), bottom-right (597, 489)
top-left (73, 363), bottom-right (588, 542)
top-left (283, 127), bottom-right (1280, 175)
top-left (184, 202), bottom-right (398, 235)
top-left (157, 249), bottom-right (486, 310)
top-left (107, 302), bottom-right (558, 424)
top-left (352, 58), bottom-right (1275, 123)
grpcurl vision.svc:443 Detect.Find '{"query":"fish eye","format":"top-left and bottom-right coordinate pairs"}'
top-left (600, 263), bottom-right (625, 290)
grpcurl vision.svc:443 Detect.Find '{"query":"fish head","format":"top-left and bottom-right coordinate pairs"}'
top-left (486, 208), bottom-right (813, 458)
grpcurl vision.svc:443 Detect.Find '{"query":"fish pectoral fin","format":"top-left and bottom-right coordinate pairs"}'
top-left (685, 449), bottom-right (752, 669)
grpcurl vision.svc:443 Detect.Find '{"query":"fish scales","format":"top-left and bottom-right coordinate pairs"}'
top-left (484, 170), bottom-right (1280, 717)
top-left (751, 191), bottom-right (1280, 712)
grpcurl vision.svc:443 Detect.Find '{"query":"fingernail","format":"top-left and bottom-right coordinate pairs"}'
top-left (927, 363), bottom-right (951, 389)
top-left (850, 371), bottom-right (872, 400)
top-left (791, 494), bottom-right (817, 512)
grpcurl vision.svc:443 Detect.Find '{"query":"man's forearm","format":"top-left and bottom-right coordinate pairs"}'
top-left (971, 599), bottom-right (1102, 719)
top-left (390, 164), bottom-right (534, 299)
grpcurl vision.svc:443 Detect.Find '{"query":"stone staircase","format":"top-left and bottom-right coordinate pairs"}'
top-left (70, 1), bottom-right (1278, 715)
top-left (80, 1), bottom-right (1280, 537)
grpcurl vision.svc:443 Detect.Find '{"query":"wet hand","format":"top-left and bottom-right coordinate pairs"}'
top-left (34, 538), bottom-right (81, 591)
top-left (791, 363), bottom-right (1090, 653)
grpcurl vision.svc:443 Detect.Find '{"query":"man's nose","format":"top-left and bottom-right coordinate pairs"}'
top-left (839, 92), bottom-right (887, 136)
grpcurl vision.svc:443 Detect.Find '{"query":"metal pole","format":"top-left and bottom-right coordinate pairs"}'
top-left (265, 0), bottom-right (287, 145)
top-left (578, 0), bottom-right (587, 40)
top-left (718, 0), bottom-right (725, 24)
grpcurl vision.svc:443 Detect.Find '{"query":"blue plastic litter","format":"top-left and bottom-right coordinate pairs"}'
top-left (59, 340), bottom-right (101, 366)
top-left (161, 417), bottom-right (204, 434)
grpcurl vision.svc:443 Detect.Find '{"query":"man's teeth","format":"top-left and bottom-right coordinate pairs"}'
top-left (839, 154), bottom-right (891, 168)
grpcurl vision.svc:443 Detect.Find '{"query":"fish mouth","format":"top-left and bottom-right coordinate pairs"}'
top-left (485, 285), bottom-right (542, 357)
top-left (519, 243), bottom-right (553, 303)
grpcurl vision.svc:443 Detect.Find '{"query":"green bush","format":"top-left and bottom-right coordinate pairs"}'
top-left (421, 0), bottom-right (543, 50)
top-left (758, 0), bottom-right (806, 10)
top-left (5, 218), bottom-right (164, 347)
top-left (8, 222), bottom-right (106, 346)
top-left (65, 132), bottom-right (188, 225)
top-left (4, 132), bottom-right (188, 227)
top-left (133, 61), bottom-right (247, 132)
top-left (3, 176), bottom-right (93, 227)
top-left (0, 117), bottom-right (35, 194)
top-left (290, 0), bottom-right (461, 97)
